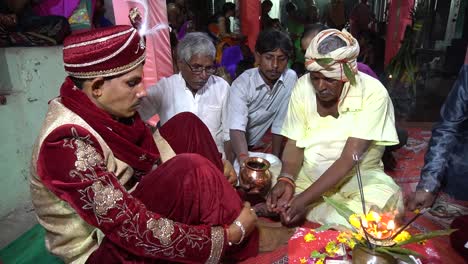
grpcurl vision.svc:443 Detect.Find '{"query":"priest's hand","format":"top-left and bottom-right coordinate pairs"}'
top-left (266, 180), bottom-right (294, 214)
top-left (406, 190), bottom-right (437, 211)
top-left (282, 194), bottom-right (308, 226)
top-left (223, 159), bottom-right (237, 186)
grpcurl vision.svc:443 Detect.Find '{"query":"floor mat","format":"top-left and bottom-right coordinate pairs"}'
top-left (0, 224), bottom-right (62, 264)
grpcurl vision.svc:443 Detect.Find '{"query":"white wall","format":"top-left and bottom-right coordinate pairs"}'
top-left (0, 46), bottom-right (66, 247)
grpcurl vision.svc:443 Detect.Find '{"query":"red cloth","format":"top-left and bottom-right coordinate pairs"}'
top-left (158, 112), bottom-right (223, 171)
top-left (61, 77), bottom-right (159, 172)
top-left (287, 227), bottom-right (446, 263)
top-left (37, 82), bottom-right (258, 262)
top-left (63, 25), bottom-right (145, 78)
top-left (87, 153), bottom-right (258, 263)
top-left (384, 0), bottom-right (414, 66)
top-left (450, 215), bottom-right (468, 262)
top-left (240, 0), bottom-right (260, 54)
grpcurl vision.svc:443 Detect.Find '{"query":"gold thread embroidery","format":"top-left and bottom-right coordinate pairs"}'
top-left (67, 54), bottom-right (146, 79)
top-left (206, 226), bottom-right (224, 264)
top-left (64, 29), bottom-right (137, 67)
top-left (74, 139), bottom-right (104, 172)
top-left (147, 218), bottom-right (175, 246)
top-left (64, 127), bottom-right (213, 259)
top-left (63, 28), bottom-right (135, 50)
top-left (91, 181), bottom-right (123, 215)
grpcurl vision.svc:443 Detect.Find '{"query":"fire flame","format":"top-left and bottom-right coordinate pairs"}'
top-left (361, 211), bottom-right (396, 240)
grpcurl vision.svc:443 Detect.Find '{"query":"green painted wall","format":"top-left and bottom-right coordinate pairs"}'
top-left (0, 47), bottom-right (66, 246)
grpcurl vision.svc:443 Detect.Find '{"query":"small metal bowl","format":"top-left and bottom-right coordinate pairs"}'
top-left (239, 157), bottom-right (272, 194)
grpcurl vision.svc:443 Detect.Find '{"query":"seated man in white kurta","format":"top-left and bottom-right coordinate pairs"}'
top-left (140, 32), bottom-right (231, 159)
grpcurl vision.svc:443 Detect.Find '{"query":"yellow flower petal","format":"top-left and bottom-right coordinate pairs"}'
top-left (353, 232), bottom-right (363, 241)
top-left (393, 231), bottom-right (412, 243)
top-left (300, 257), bottom-right (307, 264)
top-left (325, 241), bottom-right (338, 256)
top-left (349, 214), bottom-right (361, 228)
top-left (304, 232), bottom-right (316, 243)
top-left (366, 211), bottom-right (381, 222)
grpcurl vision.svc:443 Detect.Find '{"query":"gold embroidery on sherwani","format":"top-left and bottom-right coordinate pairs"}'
top-left (147, 218), bottom-right (175, 246)
top-left (206, 226), bottom-right (224, 264)
top-left (117, 211), bottom-right (212, 258)
top-left (91, 181), bottom-right (123, 216)
top-left (59, 125), bottom-right (214, 259)
top-left (67, 127), bottom-right (103, 172)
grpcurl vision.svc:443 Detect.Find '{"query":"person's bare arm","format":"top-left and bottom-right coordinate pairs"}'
top-left (271, 133), bottom-right (285, 159)
top-left (230, 129), bottom-right (249, 165)
top-left (224, 140), bottom-right (234, 163)
top-left (284, 137), bottom-right (371, 224)
top-left (267, 139), bottom-right (304, 212)
top-left (280, 139), bottom-right (304, 181)
top-left (302, 138), bottom-right (370, 202)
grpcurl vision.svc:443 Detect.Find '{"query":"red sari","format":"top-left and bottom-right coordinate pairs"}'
top-left (36, 78), bottom-right (258, 263)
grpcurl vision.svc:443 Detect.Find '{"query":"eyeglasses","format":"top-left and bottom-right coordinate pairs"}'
top-left (184, 60), bottom-right (217, 75)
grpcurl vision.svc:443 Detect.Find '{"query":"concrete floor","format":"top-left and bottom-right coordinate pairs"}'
top-left (0, 201), bottom-right (36, 248)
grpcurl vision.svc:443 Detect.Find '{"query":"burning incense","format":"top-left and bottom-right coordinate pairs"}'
top-left (353, 153), bottom-right (367, 215)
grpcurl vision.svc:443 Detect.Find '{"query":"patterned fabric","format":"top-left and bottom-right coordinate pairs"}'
top-left (0, 15), bottom-right (70, 47)
top-left (68, 0), bottom-right (92, 31)
top-left (60, 77), bottom-right (158, 173)
top-left (31, 99), bottom-right (260, 262)
top-left (305, 28), bottom-right (359, 82)
top-left (31, 99), bottom-right (258, 262)
top-left (38, 127), bottom-right (219, 262)
top-left (62, 25), bottom-right (145, 78)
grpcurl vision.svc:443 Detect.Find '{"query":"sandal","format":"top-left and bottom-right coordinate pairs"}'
top-left (430, 204), bottom-right (463, 219)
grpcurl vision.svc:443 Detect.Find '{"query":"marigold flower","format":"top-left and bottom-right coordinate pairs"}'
top-left (300, 257), bottom-right (307, 264)
top-left (366, 211), bottom-right (381, 222)
top-left (304, 232), bottom-right (316, 243)
top-left (352, 232), bottom-right (363, 241)
top-left (337, 232), bottom-right (349, 243)
top-left (393, 230), bottom-right (411, 243)
top-left (315, 259), bottom-right (324, 264)
top-left (325, 241), bottom-right (338, 257)
top-left (346, 238), bottom-right (356, 249)
top-left (349, 214), bottom-right (361, 228)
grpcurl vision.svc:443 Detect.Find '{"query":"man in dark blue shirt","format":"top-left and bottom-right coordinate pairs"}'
top-left (408, 57), bottom-right (468, 210)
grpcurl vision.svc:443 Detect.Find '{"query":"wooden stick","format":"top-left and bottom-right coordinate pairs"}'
top-left (359, 218), bottom-right (374, 249)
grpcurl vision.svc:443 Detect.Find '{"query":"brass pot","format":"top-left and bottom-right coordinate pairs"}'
top-left (239, 157), bottom-right (272, 194)
top-left (352, 245), bottom-right (397, 264)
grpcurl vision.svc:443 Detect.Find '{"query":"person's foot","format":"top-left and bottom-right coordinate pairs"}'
top-left (258, 221), bottom-right (296, 252)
